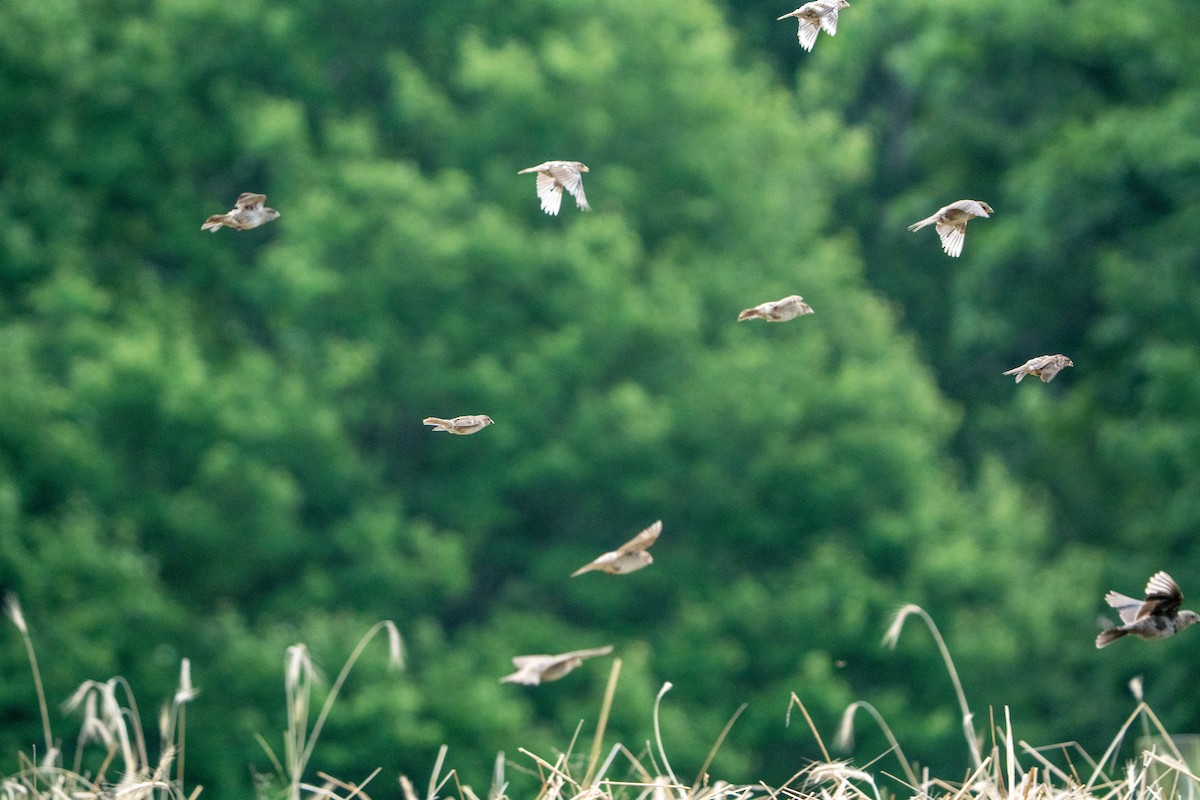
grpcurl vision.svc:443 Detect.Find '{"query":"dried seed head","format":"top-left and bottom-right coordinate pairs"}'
top-left (384, 621), bottom-right (405, 670)
top-left (4, 594), bottom-right (27, 634)
top-left (174, 658), bottom-right (200, 705)
top-left (882, 604), bottom-right (924, 650)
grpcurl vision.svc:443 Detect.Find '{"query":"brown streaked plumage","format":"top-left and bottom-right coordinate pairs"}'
top-left (1097, 572), bottom-right (1200, 648)
top-left (777, 0), bottom-right (849, 52)
top-left (1002, 354), bottom-right (1073, 384)
top-left (500, 646), bottom-right (614, 685)
top-left (737, 295), bottom-right (814, 323)
top-left (517, 161), bottom-right (590, 216)
top-left (422, 415), bottom-right (494, 435)
top-left (201, 192), bottom-right (280, 232)
top-left (572, 520), bottom-right (663, 577)
top-left (908, 199), bottom-right (993, 257)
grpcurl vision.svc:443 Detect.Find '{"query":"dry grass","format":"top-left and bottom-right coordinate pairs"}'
top-left (4, 598), bottom-right (1199, 800)
top-left (1, 595), bottom-right (401, 800)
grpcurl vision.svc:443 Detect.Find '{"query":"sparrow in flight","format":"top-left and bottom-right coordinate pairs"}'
top-left (1097, 572), bottom-right (1200, 648)
top-left (777, 1), bottom-right (849, 52)
top-left (201, 193), bottom-right (280, 232)
top-left (1002, 354), bottom-right (1073, 383)
top-left (572, 520), bottom-right (662, 577)
top-left (737, 295), bottom-right (814, 323)
top-left (517, 161), bottom-right (590, 216)
top-left (908, 199), bottom-right (993, 257)
top-left (500, 646), bottom-right (614, 685)
top-left (422, 415), bottom-right (494, 435)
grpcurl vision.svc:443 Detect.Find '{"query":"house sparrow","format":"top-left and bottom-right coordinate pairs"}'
top-left (422, 415), bottom-right (494, 435)
top-left (1097, 572), bottom-right (1200, 648)
top-left (500, 646), bottom-right (614, 685)
top-left (908, 199), bottom-right (993, 257)
top-left (777, 1), bottom-right (849, 52)
top-left (1002, 354), bottom-right (1073, 383)
top-left (201, 193), bottom-right (280, 232)
top-left (517, 161), bottom-right (590, 216)
top-left (572, 520), bottom-right (662, 577)
top-left (737, 295), bottom-right (814, 322)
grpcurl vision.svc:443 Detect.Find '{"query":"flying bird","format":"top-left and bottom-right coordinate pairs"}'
top-left (1002, 354), bottom-right (1073, 383)
top-left (777, 0), bottom-right (849, 52)
top-left (423, 415), bottom-right (494, 435)
top-left (572, 520), bottom-right (663, 577)
top-left (201, 193), bottom-right (280, 232)
top-left (517, 161), bottom-right (590, 215)
top-left (1097, 572), bottom-right (1200, 648)
top-left (500, 646), bottom-right (614, 685)
top-left (737, 295), bottom-right (814, 323)
top-left (908, 199), bottom-right (993, 257)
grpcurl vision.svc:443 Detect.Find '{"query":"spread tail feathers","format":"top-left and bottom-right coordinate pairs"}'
top-left (1096, 628), bottom-right (1127, 648)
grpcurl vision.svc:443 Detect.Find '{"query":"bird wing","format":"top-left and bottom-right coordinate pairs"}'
top-left (935, 222), bottom-right (966, 257)
top-left (616, 520), bottom-right (663, 556)
top-left (511, 654), bottom-right (552, 668)
top-left (819, 6), bottom-right (840, 35)
top-left (1023, 355), bottom-right (1053, 372)
top-left (1142, 571), bottom-right (1183, 618)
top-left (571, 552), bottom-right (615, 577)
top-left (558, 646), bottom-right (614, 662)
top-left (549, 163), bottom-right (589, 211)
top-left (235, 193), bottom-right (267, 210)
top-left (947, 199), bottom-right (991, 218)
top-left (782, 296), bottom-right (813, 315)
top-left (1146, 571), bottom-right (1181, 598)
top-left (500, 665), bottom-right (543, 685)
top-left (535, 172), bottom-right (564, 216)
top-left (1105, 591), bottom-right (1145, 625)
top-left (1038, 362), bottom-right (1063, 382)
top-left (794, 18), bottom-right (821, 51)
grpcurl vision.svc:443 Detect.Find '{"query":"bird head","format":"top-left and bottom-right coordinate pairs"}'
top-left (1178, 611), bottom-right (1200, 631)
top-left (575, 163), bottom-right (590, 173)
top-left (481, 415), bottom-right (495, 427)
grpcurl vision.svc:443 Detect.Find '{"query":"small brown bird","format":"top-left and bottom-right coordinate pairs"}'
top-left (422, 415), bottom-right (494, 435)
top-left (737, 295), bottom-right (814, 323)
top-left (500, 646), bottom-right (614, 685)
top-left (777, 0), bottom-right (849, 52)
top-left (1002, 354), bottom-right (1073, 383)
top-left (201, 193), bottom-right (280, 232)
top-left (572, 520), bottom-right (662, 577)
top-left (908, 199), bottom-right (993, 257)
top-left (517, 161), bottom-right (590, 216)
top-left (1097, 572), bottom-right (1200, 648)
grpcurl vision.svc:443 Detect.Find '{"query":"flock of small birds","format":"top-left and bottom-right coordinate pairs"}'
top-left (195, 2), bottom-right (1181, 686)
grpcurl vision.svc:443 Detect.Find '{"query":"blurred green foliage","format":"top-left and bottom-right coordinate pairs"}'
top-left (0, 0), bottom-right (1196, 796)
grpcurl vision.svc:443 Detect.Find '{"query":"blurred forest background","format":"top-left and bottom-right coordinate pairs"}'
top-left (2, 0), bottom-right (1200, 796)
